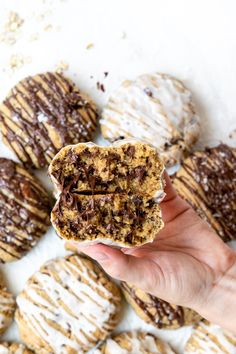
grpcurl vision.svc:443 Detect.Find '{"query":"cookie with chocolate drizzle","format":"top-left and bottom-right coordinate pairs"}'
top-left (0, 158), bottom-right (51, 262)
top-left (0, 72), bottom-right (98, 169)
top-left (0, 278), bottom-right (15, 335)
top-left (122, 282), bottom-right (201, 329)
top-left (49, 140), bottom-right (165, 247)
top-left (173, 144), bottom-right (236, 242)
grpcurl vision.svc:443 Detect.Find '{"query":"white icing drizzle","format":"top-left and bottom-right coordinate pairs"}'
top-left (16, 256), bottom-right (120, 353)
top-left (184, 321), bottom-right (236, 353)
top-left (94, 332), bottom-right (175, 354)
top-left (101, 73), bottom-right (200, 165)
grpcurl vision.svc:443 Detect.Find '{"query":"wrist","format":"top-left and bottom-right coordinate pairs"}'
top-left (194, 248), bottom-right (236, 332)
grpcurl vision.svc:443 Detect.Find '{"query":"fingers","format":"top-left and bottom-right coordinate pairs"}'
top-left (162, 171), bottom-right (177, 202)
top-left (69, 243), bottom-right (160, 291)
top-left (161, 171), bottom-right (191, 224)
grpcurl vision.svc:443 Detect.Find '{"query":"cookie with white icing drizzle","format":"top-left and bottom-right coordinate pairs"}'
top-left (0, 158), bottom-right (51, 262)
top-left (95, 331), bottom-right (176, 354)
top-left (49, 140), bottom-right (165, 247)
top-left (101, 73), bottom-right (200, 166)
top-left (16, 254), bottom-right (122, 354)
top-left (172, 144), bottom-right (236, 242)
top-left (122, 282), bottom-right (201, 329)
top-left (0, 72), bottom-right (98, 169)
top-left (184, 320), bottom-right (236, 353)
top-left (0, 282), bottom-right (15, 335)
top-left (0, 342), bottom-right (33, 354)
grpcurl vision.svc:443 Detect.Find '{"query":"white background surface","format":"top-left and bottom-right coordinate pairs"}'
top-left (0, 0), bottom-right (236, 352)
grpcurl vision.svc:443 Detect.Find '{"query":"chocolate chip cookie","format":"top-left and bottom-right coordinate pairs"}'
top-left (122, 282), bottom-right (201, 329)
top-left (0, 72), bottom-right (98, 168)
top-left (173, 144), bottom-right (236, 242)
top-left (49, 140), bottom-right (165, 247)
top-left (0, 158), bottom-right (51, 262)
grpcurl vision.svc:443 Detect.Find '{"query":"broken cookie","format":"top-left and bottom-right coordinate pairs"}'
top-left (49, 140), bottom-right (165, 247)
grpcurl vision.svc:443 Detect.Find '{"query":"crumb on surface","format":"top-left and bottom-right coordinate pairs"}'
top-left (97, 81), bottom-right (105, 92)
top-left (55, 60), bottom-right (69, 73)
top-left (86, 43), bottom-right (94, 50)
top-left (8, 54), bottom-right (31, 71)
top-left (0, 11), bottom-right (24, 45)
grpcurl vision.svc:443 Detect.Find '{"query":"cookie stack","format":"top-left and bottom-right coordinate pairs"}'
top-left (0, 70), bottom-right (235, 353)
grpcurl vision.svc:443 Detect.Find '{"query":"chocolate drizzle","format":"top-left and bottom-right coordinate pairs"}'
top-left (121, 282), bottom-right (184, 328)
top-left (0, 158), bottom-right (51, 262)
top-left (0, 72), bottom-right (98, 168)
top-left (173, 144), bottom-right (236, 242)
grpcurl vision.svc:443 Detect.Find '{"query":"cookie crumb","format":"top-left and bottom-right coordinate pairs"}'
top-left (8, 54), bottom-right (31, 71)
top-left (97, 82), bottom-right (105, 92)
top-left (55, 60), bottom-right (69, 73)
top-left (229, 129), bottom-right (236, 140)
top-left (86, 43), bottom-right (94, 50)
top-left (121, 31), bottom-right (127, 39)
top-left (0, 11), bottom-right (24, 45)
top-left (44, 24), bottom-right (53, 32)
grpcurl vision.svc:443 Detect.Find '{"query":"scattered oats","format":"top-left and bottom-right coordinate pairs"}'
top-left (0, 11), bottom-right (24, 45)
top-left (44, 24), bottom-right (53, 32)
top-left (86, 43), bottom-right (94, 50)
top-left (121, 31), bottom-right (127, 39)
top-left (29, 33), bottom-right (39, 42)
top-left (56, 60), bottom-right (69, 73)
top-left (8, 54), bottom-right (31, 72)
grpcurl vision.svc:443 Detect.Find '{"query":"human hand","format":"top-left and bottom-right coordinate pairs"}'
top-left (69, 172), bottom-right (236, 332)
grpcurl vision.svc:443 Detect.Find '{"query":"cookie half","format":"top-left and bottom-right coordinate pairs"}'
top-left (49, 140), bottom-right (165, 247)
top-left (0, 158), bottom-right (51, 262)
top-left (0, 342), bottom-right (33, 354)
top-left (0, 286), bottom-right (15, 335)
top-left (173, 144), bottom-right (236, 242)
top-left (101, 73), bottom-right (200, 166)
top-left (96, 331), bottom-right (175, 354)
top-left (16, 254), bottom-right (122, 354)
top-left (0, 72), bottom-right (98, 168)
top-left (122, 282), bottom-right (201, 329)
top-left (184, 321), bottom-right (236, 353)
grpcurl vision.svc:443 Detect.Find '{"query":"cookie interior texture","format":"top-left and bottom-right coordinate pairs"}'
top-left (184, 321), bottom-right (236, 353)
top-left (0, 72), bottom-right (98, 168)
top-left (0, 342), bottom-right (33, 354)
top-left (100, 72), bottom-right (200, 167)
top-left (15, 254), bottom-right (122, 354)
top-left (122, 282), bottom-right (201, 329)
top-left (173, 144), bottom-right (236, 242)
top-left (0, 158), bottom-right (51, 262)
top-left (49, 141), bottom-right (165, 247)
top-left (96, 331), bottom-right (176, 354)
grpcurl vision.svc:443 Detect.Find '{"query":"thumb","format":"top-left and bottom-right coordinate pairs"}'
top-left (71, 243), bottom-right (160, 292)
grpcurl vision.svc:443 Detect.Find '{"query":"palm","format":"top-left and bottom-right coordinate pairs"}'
top-left (75, 174), bottom-right (232, 310)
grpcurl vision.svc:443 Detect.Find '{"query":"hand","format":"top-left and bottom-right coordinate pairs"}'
top-left (69, 172), bottom-right (236, 332)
